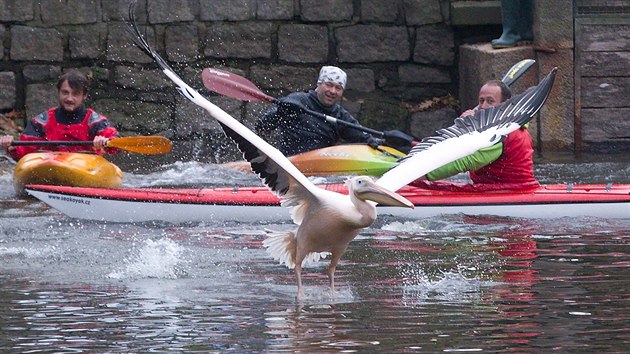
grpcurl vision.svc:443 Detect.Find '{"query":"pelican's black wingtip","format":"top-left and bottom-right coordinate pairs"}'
top-left (122, 1), bottom-right (178, 77)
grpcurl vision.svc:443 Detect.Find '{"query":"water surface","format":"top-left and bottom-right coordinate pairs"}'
top-left (1, 156), bottom-right (629, 352)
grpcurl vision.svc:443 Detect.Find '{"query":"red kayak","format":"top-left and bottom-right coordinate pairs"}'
top-left (25, 181), bottom-right (630, 223)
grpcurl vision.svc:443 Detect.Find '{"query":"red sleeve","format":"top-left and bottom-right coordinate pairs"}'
top-left (10, 134), bottom-right (45, 161)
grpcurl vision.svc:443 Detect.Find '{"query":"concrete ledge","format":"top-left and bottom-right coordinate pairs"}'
top-left (450, 1), bottom-right (502, 26)
top-left (458, 43), bottom-right (536, 110)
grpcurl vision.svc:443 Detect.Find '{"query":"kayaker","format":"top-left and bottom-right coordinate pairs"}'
top-left (0, 69), bottom-right (118, 161)
top-left (418, 79), bottom-right (538, 188)
top-left (254, 65), bottom-right (383, 156)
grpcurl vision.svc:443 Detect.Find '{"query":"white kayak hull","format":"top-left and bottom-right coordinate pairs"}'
top-left (25, 183), bottom-right (630, 223)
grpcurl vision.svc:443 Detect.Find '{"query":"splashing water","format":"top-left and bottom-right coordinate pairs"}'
top-left (0, 245), bottom-right (58, 259)
top-left (400, 267), bottom-right (496, 307)
top-left (108, 238), bottom-right (188, 280)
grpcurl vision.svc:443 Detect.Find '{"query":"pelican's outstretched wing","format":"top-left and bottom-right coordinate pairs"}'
top-left (377, 67), bottom-right (557, 192)
top-left (124, 2), bottom-right (323, 224)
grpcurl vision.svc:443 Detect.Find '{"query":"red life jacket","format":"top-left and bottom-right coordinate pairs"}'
top-left (470, 127), bottom-right (538, 185)
top-left (10, 107), bottom-right (117, 160)
top-left (43, 107), bottom-right (92, 142)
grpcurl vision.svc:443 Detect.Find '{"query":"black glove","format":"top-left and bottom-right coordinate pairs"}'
top-left (367, 138), bottom-right (384, 150)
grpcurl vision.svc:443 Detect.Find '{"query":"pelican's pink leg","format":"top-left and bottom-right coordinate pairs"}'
top-left (328, 253), bottom-right (342, 294)
top-left (295, 254), bottom-right (306, 299)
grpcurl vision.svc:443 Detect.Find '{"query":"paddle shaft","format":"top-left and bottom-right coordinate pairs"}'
top-left (277, 101), bottom-right (387, 138)
top-left (12, 141), bottom-right (97, 146)
top-left (10, 136), bottom-right (172, 155)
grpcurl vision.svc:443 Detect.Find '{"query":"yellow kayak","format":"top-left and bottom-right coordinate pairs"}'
top-left (13, 152), bottom-right (123, 193)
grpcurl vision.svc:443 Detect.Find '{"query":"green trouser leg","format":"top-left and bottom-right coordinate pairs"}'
top-left (518, 0), bottom-right (533, 41)
top-left (491, 0), bottom-right (533, 48)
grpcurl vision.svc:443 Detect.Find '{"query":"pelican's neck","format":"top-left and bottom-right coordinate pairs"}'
top-left (348, 190), bottom-right (377, 226)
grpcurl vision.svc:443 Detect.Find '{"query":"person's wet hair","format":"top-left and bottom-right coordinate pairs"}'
top-left (486, 79), bottom-right (512, 101)
top-left (57, 69), bottom-right (89, 94)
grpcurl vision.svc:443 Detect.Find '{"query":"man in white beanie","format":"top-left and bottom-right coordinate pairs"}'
top-left (255, 65), bottom-right (382, 156)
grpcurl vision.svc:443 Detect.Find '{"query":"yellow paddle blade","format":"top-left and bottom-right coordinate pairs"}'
top-left (106, 136), bottom-right (172, 154)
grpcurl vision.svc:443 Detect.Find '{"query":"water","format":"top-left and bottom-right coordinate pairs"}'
top-left (1, 155), bottom-right (630, 352)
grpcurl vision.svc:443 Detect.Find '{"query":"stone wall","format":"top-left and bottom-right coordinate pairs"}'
top-left (0, 0), bottom-right (465, 163)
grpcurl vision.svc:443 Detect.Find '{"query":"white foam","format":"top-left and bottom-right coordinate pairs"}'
top-left (382, 221), bottom-right (427, 233)
top-left (108, 238), bottom-right (188, 280)
top-left (0, 245), bottom-right (57, 258)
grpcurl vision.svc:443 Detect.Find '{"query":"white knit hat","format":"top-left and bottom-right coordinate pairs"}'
top-left (317, 66), bottom-right (347, 89)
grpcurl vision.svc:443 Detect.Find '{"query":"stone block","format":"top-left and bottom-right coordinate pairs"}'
top-left (399, 64), bottom-right (451, 84)
top-left (166, 24), bottom-right (199, 62)
top-left (360, 0), bottom-right (400, 23)
top-left (147, 0), bottom-right (195, 23)
top-left (300, 0), bottom-right (353, 22)
top-left (114, 66), bottom-right (173, 90)
top-left (582, 77), bottom-right (630, 109)
top-left (23, 65), bottom-right (62, 83)
top-left (581, 24), bottom-right (630, 52)
top-left (341, 99), bottom-right (361, 118)
top-left (345, 68), bottom-right (375, 93)
top-left (582, 108), bottom-right (630, 141)
top-left (257, 0), bottom-right (294, 20)
top-left (25, 83), bottom-right (57, 120)
top-left (102, 0), bottom-right (147, 22)
top-left (244, 101), bottom-right (270, 130)
top-left (250, 65), bottom-right (319, 93)
top-left (204, 23), bottom-right (273, 59)
top-left (11, 26), bottom-right (63, 62)
top-left (0, 72), bottom-right (16, 110)
top-left (107, 24), bottom-right (155, 63)
top-left (336, 25), bottom-right (409, 63)
top-left (40, 0), bottom-right (98, 25)
top-left (278, 24), bottom-right (328, 63)
top-left (174, 95), bottom-right (242, 137)
top-left (92, 98), bottom-right (172, 134)
top-left (69, 27), bottom-right (104, 59)
top-left (402, 0), bottom-right (443, 26)
top-left (0, 25), bottom-right (4, 60)
top-left (582, 51), bottom-right (630, 77)
top-left (0, 1), bottom-right (33, 21)
top-left (537, 49), bottom-right (574, 150)
top-left (199, 0), bottom-right (256, 21)
top-left (450, 1), bottom-right (501, 26)
top-left (409, 107), bottom-right (458, 138)
top-left (359, 93), bottom-right (410, 132)
top-left (534, 1), bottom-right (573, 49)
top-left (458, 43), bottom-right (536, 112)
top-left (413, 25), bottom-right (454, 66)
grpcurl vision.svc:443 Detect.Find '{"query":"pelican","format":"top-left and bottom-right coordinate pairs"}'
top-left (124, 2), bottom-right (556, 298)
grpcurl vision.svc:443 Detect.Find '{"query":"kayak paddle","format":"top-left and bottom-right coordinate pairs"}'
top-left (10, 136), bottom-right (173, 155)
top-left (201, 68), bottom-right (418, 147)
top-left (501, 59), bottom-right (536, 87)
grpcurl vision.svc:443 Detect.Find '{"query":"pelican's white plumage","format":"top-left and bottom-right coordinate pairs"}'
top-left (124, 3), bottom-right (414, 298)
top-left (125, 1), bottom-right (556, 298)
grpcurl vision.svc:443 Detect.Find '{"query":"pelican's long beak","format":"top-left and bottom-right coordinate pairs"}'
top-left (356, 181), bottom-right (415, 209)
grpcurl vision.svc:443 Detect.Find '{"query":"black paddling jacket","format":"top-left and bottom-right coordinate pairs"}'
top-left (254, 90), bottom-right (380, 156)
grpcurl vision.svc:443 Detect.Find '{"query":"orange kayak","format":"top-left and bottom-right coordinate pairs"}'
top-left (13, 152), bottom-right (123, 193)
